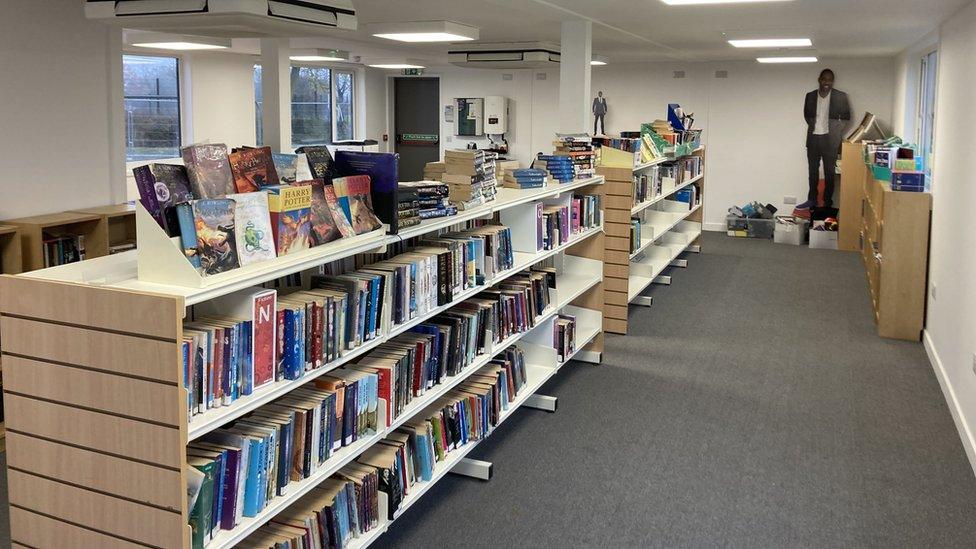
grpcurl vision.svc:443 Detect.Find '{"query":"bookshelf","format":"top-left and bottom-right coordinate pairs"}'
top-left (71, 203), bottom-right (138, 254)
top-left (840, 142), bottom-right (931, 340)
top-left (2, 211), bottom-right (108, 271)
top-left (0, 225), bottom-right (22, 275)
top-left (599, 148), bottom-right (705, 335)
top-left (0, 176), bottom-right (605, 548)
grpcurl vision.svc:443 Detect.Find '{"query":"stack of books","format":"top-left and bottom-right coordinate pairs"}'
top-left (397, 181), bottom-right (453, 226)
top-left (553, 134), bottom-right (596, 179)
top-left (503, 168), bottom-right (548, 189)
top-left (651, 119), bottom-right (677, 145)
top-left (553, 314), bottom-right (577, 362)
top-left (423, 161), bottom-right (446, 182)
top-left (496, 160), bottom-right (520, 181)
top-left (630, 218), bottom-right (642, 253)
top-left (533, 154), bottom-right (575, 184)
top-left (42, 234), bottom-right (86, 267)
top-left (441, 149), bottom-right (498, 209)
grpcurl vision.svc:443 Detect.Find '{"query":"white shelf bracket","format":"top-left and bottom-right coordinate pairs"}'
top-left (669, 259), bottom-right (688, 268)
top-left (574, 350), bottom-right (601, 364)
top-left (524, 394), bottom-right (558, 412)
top-left (688, 245), bottom-right (702, 253)
top-left (653, 275), bottom-right (672, 285)
top-left (632, 296), bottom-right (653, 307)
top-left (452, 458), bottom-right (493, 481)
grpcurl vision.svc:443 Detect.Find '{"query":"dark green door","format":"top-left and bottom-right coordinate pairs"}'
top-left (394, 77), bottom-right (440, 181)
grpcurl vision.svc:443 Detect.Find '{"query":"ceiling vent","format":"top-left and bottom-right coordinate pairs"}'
top-left (449, 42), bottom-right (560, 69)
top-left (84, 0), bottom-right (357, 36)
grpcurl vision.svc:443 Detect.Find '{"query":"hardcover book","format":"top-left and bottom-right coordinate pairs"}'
top-left (334, 151), bottom-right (400, 233)
top-left (251, 289), bottom-right (277, 389)
top-left (304, 179), bottom-right (344, 246)
top-left (182, 143), bottom-right (236, 199)
top-left (272, 153), bottom-right (299, 184)
top-left (267, 184), bottom-right (312, 255)
top-left (297, 146), bottom-right (336, 181)
top-left (322, 183), bottom-right (356, 238)
top-left (229, 146), bottom-right (279, 192)
top-left (192, 199), bottom-right (241, 275)
top-left (332, 175), bottom-right (383, 235)
top-left (133, 163), bottom-right (194, 236)
top-left (176, 202), bottom-right (202, 269)
top-left (227, 192), bottom-right (277, 266)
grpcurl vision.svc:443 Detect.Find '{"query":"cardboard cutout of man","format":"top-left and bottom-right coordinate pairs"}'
top-left (801, 69), bottom-right (851, 209)
top-left (593, 91), bottom-right (608, 136)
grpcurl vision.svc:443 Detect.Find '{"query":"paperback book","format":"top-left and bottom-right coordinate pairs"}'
top-left (227, 192), bottom-right (277, 266)
top-left (182, 143), bottom-right (236, 199)
top-left (192, 199), bottom-right (241, 275)
top-left (229, 146), bottom-right (279, 192)
top-left (305, 179), bottom-right (344, 246)
top-left (267, 184), bottom-right (312, 256)
top-left (333, 175), bottom-right (383, 235)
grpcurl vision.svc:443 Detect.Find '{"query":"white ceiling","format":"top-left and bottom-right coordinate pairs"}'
top-left (339, 0), bottom-right (967, 63)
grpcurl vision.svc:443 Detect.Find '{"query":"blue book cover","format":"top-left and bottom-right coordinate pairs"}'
top-left (176, 202), bottom-right (202, 268)
top-left (211, 452), bottom-right (225, 537)
top-left (334, 151), bottom-right (400, 233)
top-left (409, 324), bottom-right (443, 376)
top-left (368, 275), bottom-right (381, 338)
top-left (241, 438), bottom-right (263, 517)
top-left (408, 263), bottom-right (418, 317)
top-left (282, 309), bottom-right (301, 380)
top-left (335, 488), bottom-right (350, 543)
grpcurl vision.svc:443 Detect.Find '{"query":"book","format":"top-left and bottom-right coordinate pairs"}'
top-left (322, 184), bottom-right (357, 238)
top-left (193, 199), bottom-right (241, 275)
top-left (229, 146), bottom-right (279, 192)
top-left (304, 179), bottom-right (344, 246)
top-left (297, 146), bottom-right (335, 181)
top-left (334, 151), bottom-right (400, 234)
top-left (182, 143), bottom-right (236, 199)
top-left (332, 175), bottom-right (383, 235)
top-left (271, 153), bottom-right (299, 184)
top-left (267, 184), bottom-right (312, 256)
top-left (228, 192), bottom-right (277, 266)
top-left (133, 163), bottom-right (194, 235)
top-left (176, 202), bottom-right (202, 269)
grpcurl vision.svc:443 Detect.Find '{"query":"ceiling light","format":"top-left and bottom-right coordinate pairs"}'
top-left (591, 55), bottom-right (609, 66)
top-left (757, 56), bottom-right (819, 63)
top-left (290, 49), bottom-right (350, 62)
top-left (729, 38), bottom-right (812, 48)
top-left (129, 33), bottom-right (230, 51)
top-left (367, 21), bottom-right (479, 43)
top-left (662, 0), bottom-right (794, 5)
top-left (367, 58), bottom-right (427, 69)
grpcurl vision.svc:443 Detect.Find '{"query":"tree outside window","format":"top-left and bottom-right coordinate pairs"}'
top-left (123, 55), bottom-right (181, 161)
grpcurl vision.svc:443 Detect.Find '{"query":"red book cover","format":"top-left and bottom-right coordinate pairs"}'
top-left (412, 341), bottom-right (425, 396)
top-left (252, 289), bottom-right (277, 389)
top-left (229, 146), bottom-right (280, 192)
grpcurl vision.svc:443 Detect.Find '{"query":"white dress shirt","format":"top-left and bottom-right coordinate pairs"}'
top-left (814, 91), bottom-right (831, 135)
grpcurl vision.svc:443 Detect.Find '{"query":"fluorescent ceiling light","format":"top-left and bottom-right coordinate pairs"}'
top-left (290, 49), bottom-right (350, 62)
top-left (662, 0), bottom-right (794, 5)
top-left (129, 33), bottom-right (230, 51)
top-left (729, 38), bottom-right (812, 48)
top-left (591, 55), bottom-right (609, 66)
top-left (367, 21), bottom-right (479, 43)
top-left (757, 56), bottom-right (818, 63)
top-left (367, 58), bottom-right (426, 69)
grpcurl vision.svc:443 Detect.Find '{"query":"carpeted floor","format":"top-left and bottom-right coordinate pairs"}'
top-left (374, 231), bottom-right (976, 548)
top-left (1, 232), bottom-right (974, 547)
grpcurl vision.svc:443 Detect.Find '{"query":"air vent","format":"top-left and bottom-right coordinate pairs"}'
top-left (673, 70), bottom-right (686, 79)
top-left (449, 42), bottom-right (561, 69)
top-left (84, 0), bottom-right (357, 36)
top-left (715, 70), bottom-right (729, 79)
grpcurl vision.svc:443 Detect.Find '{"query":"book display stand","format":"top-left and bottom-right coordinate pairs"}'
top-left (0, 175), bottom-right (606, 548)
top-left (599, 147), bottom-right (705, 335)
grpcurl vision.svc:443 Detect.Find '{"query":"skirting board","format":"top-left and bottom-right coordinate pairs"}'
top-left (703, 222), bottom-right (725, 232)
top-left (924, 330), bottom-right (976, 477)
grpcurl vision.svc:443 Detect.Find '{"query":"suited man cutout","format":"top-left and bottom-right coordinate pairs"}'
top-left (593, 91), bottom-right (607, 136)
top-left (802, 69), bottom-right (851, 209)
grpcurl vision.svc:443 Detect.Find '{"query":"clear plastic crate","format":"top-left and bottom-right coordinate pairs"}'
top-left (726, 215), bottom-right (775, 238)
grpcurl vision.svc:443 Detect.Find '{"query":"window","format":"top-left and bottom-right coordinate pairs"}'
top-left (254, 64), bottom-right (263, 146)
top-left (917, 50), bottom-right (938, 179)
top-left (123, 55), bottom-right (181, 161)
top-left (253, 64), bottom-right (355, 148)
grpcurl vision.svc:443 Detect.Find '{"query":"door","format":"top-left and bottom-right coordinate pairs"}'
top-left (394, 77), bottom-right (440, 181)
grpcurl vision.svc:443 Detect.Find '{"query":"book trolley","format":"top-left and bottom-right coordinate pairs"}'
top-left (599, 147), bottom-right (705, 335)
top-left (0, 175), bottom-right (606, 548)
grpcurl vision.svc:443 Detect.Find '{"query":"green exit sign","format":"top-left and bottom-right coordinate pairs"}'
top-left (402, 68), bottom-right (424, 76)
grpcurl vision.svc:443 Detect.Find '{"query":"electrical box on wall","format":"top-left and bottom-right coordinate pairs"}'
top-left (484, 95), bottom-right (508, 134)
top-left (455, 98), bottom-right (484, 136)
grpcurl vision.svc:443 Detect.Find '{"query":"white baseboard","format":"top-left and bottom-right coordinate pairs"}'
top-left (924, 329), bottom-right (976, 476)
top-left (704, 222), bottom-right (725, 232)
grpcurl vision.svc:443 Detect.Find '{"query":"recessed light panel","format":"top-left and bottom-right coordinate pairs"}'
top-left (366, 58), bottom-right (427, 69)
top-left (757, 56), bottom-right (818, 63)
top-left (290, 49), bottom-right (350, 62)
top-left (128, 33), bottom-right (230, 51)
top-left (729, 38), bottom-right (812, 48)
top-left (662, 0), bottom-right (793, 5)
top-left (367, 21), bottom-right (478, 43)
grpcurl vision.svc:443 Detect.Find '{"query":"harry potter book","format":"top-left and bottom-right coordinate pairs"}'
top-left (333, 175), bottom-right (383, 235)
top-left (321, 184), bottom-right (356, 238)
top-left (192, 199), bottom-right (241, 275)
top-left (267, 184), bottom-right (312, 256)
top-left (229, 146), bottom-right (280, 192)
top-left (296, 146), bottom-right (335, 181)
top-left (228, 192), bottom-right (277, 266)
top-left (302, 179), bottom-right (343, 246)
top-left (182, 143), bottom-right (236, 199)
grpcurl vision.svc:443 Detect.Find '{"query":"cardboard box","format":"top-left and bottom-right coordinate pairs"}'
top-left (809, 230), bottom-right (838, 250)
top-left (773, 217), bottom-right (808, 245)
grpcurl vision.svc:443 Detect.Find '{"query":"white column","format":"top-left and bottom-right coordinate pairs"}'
top-left (106, 26), bottom-right (127, 202)
top-left (260, 38), bottom-right (292, 151)
top-left (558, 20), bottom-right (592, 135)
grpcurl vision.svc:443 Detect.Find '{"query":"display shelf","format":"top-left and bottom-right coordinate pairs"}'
top-left (633, 157), bottom-right (670, 172)
top-left (628, 223), bottom-right (702, 302)
top-left (3, 210), bottom-right (108, 271)
top-left (629, 203), bottom-right (701, 260)
top-left (70, 203), bottom-right (137, 254)
top-left (390, 204), bottom-right (493, 242)
top-left (0, 225), bottom-right (22, 274)
top-left (631, 172), bottom-right (704, 215)
top-left (492, 176), bottom-right (604, 211)
top-left (559, 305), bottom-right (603, 365)
top-left (509, 224), bottom-right (604, 274)
top-left (207, 412), bottom-right (389, 549)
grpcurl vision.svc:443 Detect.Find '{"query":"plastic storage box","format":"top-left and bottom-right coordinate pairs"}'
top-left (726, 215), bottom-right (775, 238)
top-left (809, 229), bottom-right (839, 250)
top-left (773, 217), bottom-right (809, 245)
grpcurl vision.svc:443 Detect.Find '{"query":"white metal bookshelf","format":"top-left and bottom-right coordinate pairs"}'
top-left (2, 174), bottom-right (606, 549)
top-left (631, 173), bottom-right (704, 216)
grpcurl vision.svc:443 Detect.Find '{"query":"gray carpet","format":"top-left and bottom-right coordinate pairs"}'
top-left (375, 232), bottom-right (976, 548)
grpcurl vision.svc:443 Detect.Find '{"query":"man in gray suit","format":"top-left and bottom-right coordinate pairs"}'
top-left (593, 91), bottom-right (608, 136)
top-left (801, 69), bottom-right (851, 209)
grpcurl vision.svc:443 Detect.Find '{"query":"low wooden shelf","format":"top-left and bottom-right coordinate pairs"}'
top-left (2, 211), bottom-right (108, 271)
top-left (71, 203), bottom-right (137, 254)
top-left (0, 225), bottom-right (22, 274)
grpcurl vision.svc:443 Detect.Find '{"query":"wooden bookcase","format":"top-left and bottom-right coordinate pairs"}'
top-left (0, 177), bottom-right (606, 548)
top-left (71, 203), bottom-right (137, 254)
top-left (0, 225), bottom-right (22, 275)
top-left (598, 147), bottom-right (706, 335)
top-left (2, 211), bottom-right (108, 271)
top-left (840, 142), bottom-right (932, 340)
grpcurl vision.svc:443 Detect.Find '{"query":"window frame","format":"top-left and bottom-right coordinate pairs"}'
top-left (121, 52), bottom-right (185, 162)
top-left (916, 49), bottom-right (938, 180)
top-left (331, 68), bottom-right (355, 143)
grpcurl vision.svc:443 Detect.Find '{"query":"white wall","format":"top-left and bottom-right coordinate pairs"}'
top-left (592, 58), bottom-right (896, 229)
top-left (922, 0), bottom-right (976, 471)
top-left (363, 67), bottom-right (390, 152)
top-left (892, 30), bottom-right (940, 139)
top-left (0, 1), bottom-right (123, 219)
top-left (185, 51), bottom-right (258, 147)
